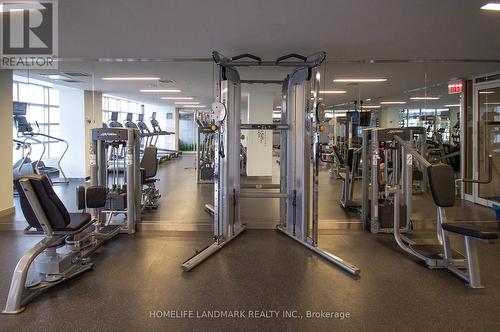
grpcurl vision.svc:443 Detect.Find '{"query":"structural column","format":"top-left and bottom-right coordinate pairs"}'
top-left (0, 70), bottom-right (14, 216)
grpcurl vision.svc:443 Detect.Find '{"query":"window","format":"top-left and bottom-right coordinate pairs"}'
top-left (102, 95), bottom-right (143, 125)
top-left (12, 80), bottom-right (60, 160)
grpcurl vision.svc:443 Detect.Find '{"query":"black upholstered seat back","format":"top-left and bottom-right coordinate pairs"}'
top-left (14, 115), bottom-right (33, 134)
top-left (427, 164), bottom-right (456, 207)
top-left (140, 146), bottom-right (158, 179)
top-left (332, 145), bottom-right (344, 166)
top-left (15, 175), bottom-right (71, 230)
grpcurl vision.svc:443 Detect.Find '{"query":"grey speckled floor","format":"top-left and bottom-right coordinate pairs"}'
top-left (0, 229), bottom-right (500, 331)
top-left (1, 155), bottom-right (500, 331)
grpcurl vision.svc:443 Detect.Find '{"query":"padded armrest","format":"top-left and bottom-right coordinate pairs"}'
top-left (442, 222), bottom-right (499, 240)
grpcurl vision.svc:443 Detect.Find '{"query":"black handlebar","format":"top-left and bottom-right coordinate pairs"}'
top-left (230, 53), bottom-right (262, 64)
top-left (275, 53), bottom-right (307, 65)
top-left (461, 155), bottom-right (493, 184)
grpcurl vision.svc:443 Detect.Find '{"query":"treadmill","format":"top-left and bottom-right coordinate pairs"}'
top-left (149, 112), bottom-right (181, 158)
top-left (136, 113), bottom-right (175, 163)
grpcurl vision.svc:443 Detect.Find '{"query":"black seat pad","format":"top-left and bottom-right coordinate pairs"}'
top-left (58, 213), bottom-right (92, 231)
top-left (442, 223), bottom-right (498, 240)
top-left (144, 178), bottom-right (158, 184)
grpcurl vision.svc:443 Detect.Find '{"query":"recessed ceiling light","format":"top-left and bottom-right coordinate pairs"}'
top-left (160, 97), bottom-right (193, 100)
top-left (102, 77), bottom-right (160, 81)
top-left (275, 106), bottom-right (282, 109)
top-left (319, 90), bottom-right (347, 94)
top-left (380, 101), bottom-right (407, 105)
top-left (484, 102), bottom-right (500, 105)
top-left (444, 104), bottom-right (461, 107)
top-left (334, 78), bottom-right (387, 83)
top-left (410, 97), bottom-right (440, 100)
top-left (361, 105), bottom-right (381, 109)
top-left (365, 98), bottom-right (372, 101)
top-left (140, 89), bottom-right (181, 93)
top-left (481, 3), bottom-right (500, 11)
top-left (479, 91), bottom-right (495, 94)
top-left (174, 102), bottom-right (200, 105)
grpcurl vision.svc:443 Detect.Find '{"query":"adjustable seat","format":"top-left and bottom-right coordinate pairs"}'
top-left (4, 175), bottom-right (99, 314)
top-left (140, 146), bottom-right (161, 209)
top-left (427, 164), bottom-right (498, 288)
top-left (15, 175), bottom-right (94, 234)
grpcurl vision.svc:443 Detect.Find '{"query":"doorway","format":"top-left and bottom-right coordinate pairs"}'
top-left (466, 78), bottom-right (500, 206)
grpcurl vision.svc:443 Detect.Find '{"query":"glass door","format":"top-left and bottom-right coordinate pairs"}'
top-left (471, 80), bottom-right (500, 206)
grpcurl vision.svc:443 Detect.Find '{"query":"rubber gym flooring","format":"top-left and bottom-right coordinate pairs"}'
top-left (0, 155), bottom-right (499, 331)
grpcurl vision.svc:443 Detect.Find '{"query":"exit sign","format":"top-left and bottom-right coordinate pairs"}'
top-left (448, 81), bottom-right (463, 94)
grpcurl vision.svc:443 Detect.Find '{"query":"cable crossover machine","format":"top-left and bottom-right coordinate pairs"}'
top-left (182, 51), bottom-right (360, 275)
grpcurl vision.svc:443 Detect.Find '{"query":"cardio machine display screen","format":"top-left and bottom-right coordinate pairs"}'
top-left (13, 101), bottom-right (28, 116)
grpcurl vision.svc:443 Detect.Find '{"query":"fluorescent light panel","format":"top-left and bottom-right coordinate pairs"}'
top-left (481, 3), bottom-right (500, 10)
top-left (479, 91), bottom-right (495, 94)
top-left (380, 101), bottom-right (406, 105)
top-left (319, 90), bottom-right (347, 94)
top-left (160, 97), bottom-right (193, 100)
top-left (140, 89), bottom-right (181, 93)
top-left (445, 104), bottom-right (461, 107)
top-left (178, 105), bottom-right (207, 108)
top-left (334, 78), bottom-right (387, 83)
top-left (361, 105), bottom-right (381, 109)
top-left (410, 97), bottom-right (440, 100)
top-left (103, 77), bottom-right (160, 81)
top-left (174, 102), bottom-right (200, 105)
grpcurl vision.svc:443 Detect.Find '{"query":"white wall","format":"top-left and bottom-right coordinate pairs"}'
top-left (0, 70), bottom-right (14, 216)
top-left (247, 92), bottom-right (273, 177)
top-left (56, 89), bottom-right (102, 179)
top-left (59, 89), bottom-right (86, 178)
top-left (379, 107), bottom-right (402, 128)
top-left (144, 104), bottom-right (176, 150)
top-left (85, 91), bottom-right (102, 177)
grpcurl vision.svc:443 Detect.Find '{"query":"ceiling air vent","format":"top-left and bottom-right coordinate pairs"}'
top-left (159, 79), bottom-right (176, 84)
top-left (61, 71), bottom-right (91, 77)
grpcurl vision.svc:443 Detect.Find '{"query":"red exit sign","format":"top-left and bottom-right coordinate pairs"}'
top-left (448, 81), bottom-right (463, 94)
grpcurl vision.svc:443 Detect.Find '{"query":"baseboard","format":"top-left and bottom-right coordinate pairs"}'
top-left (0, 206), bottom-right (15, 218)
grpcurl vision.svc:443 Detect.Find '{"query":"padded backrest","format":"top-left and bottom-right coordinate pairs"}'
top-left (140, 146), bottom-right (158, 178)
top-left (14, 115), bottom-right (33, 133)
top-left (86, 186), bottom-right (107, 208)
top-left (427, 164), bottom-right (455, 207)
top-left (332, 145), bottom-right (345, 166)
top-left (346, 148), bottom-right (355, 167)
top-left (15, 175), bottom-right (71, 230)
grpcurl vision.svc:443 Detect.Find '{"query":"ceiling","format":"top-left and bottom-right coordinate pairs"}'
top-left (13, 0), bottom-right (500, 111)
top-left (58, 0), bottom-right (500, 60)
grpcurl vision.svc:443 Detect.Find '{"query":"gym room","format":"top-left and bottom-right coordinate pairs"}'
top-left (0, 1), bottom-right (500, 331)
